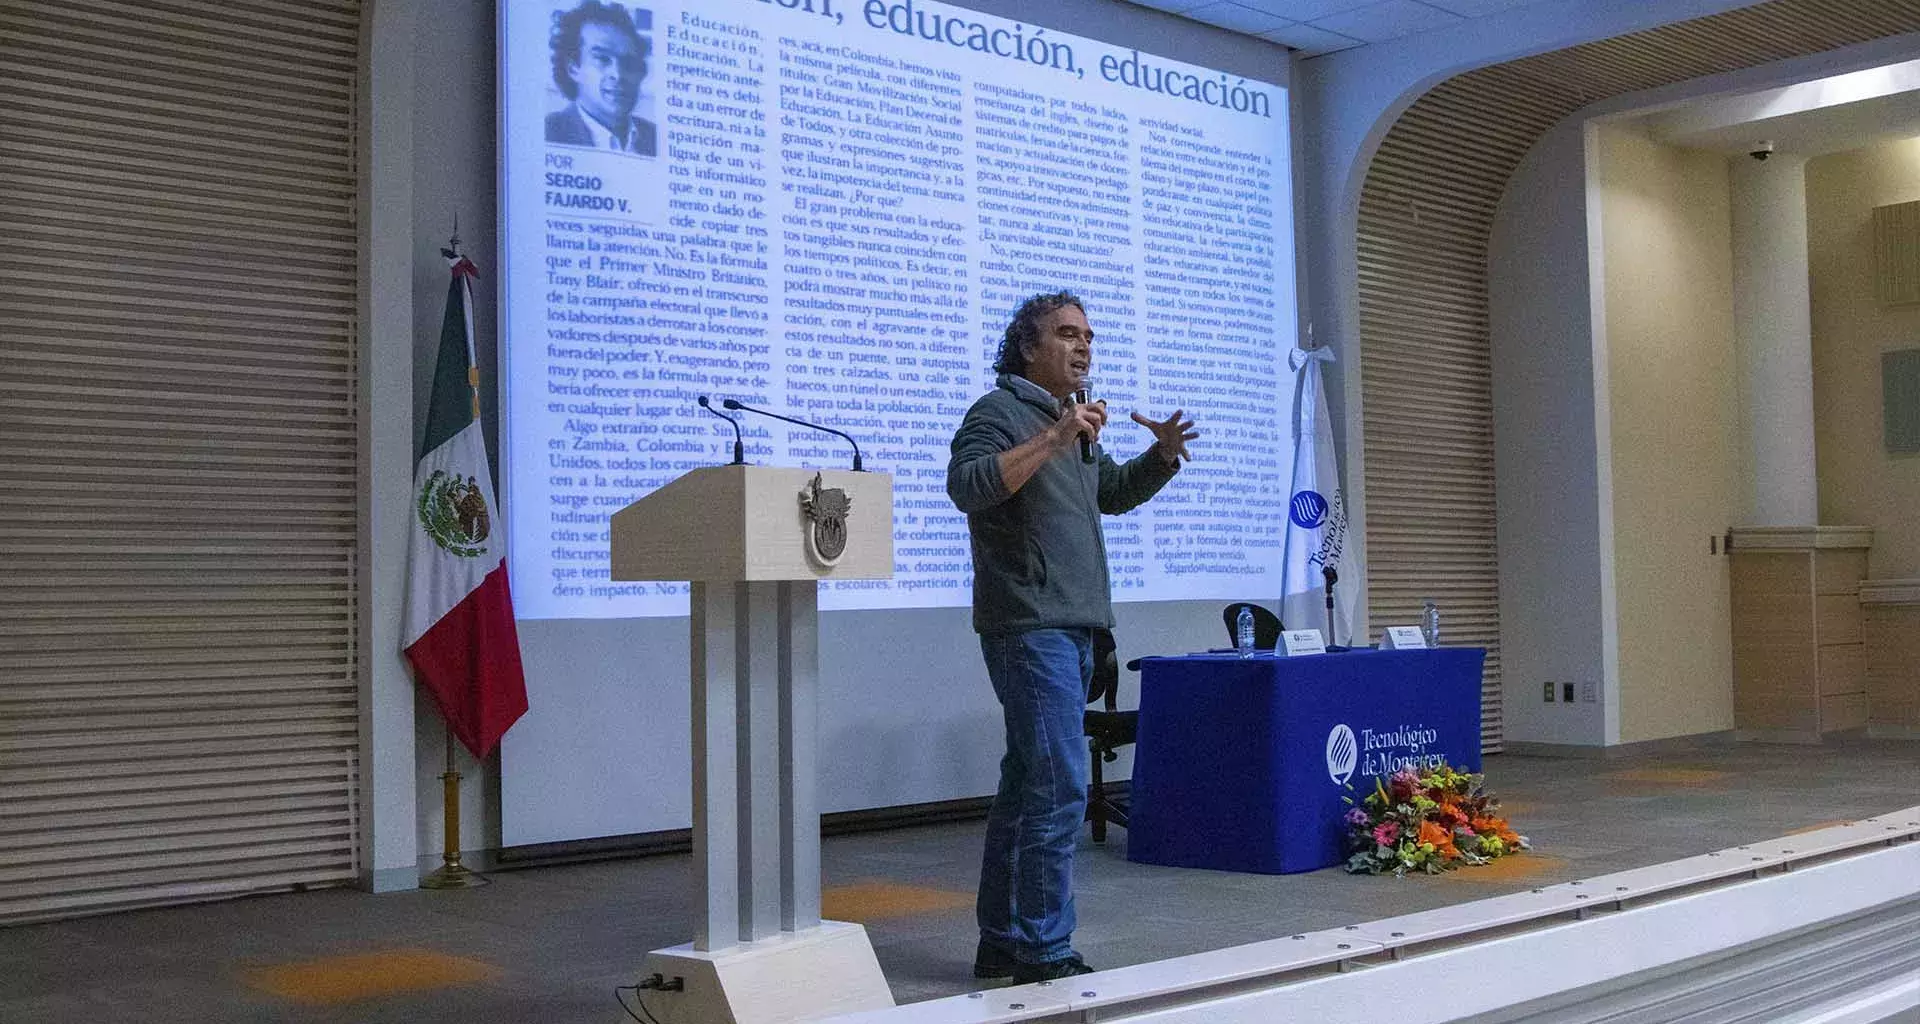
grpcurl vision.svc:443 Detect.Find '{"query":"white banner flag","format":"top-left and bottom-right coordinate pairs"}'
top-left (1280, 345), bottom-right (1359, 645)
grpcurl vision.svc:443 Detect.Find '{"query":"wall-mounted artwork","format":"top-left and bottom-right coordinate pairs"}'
top-left (1872, 201), bottom-right (1920, 307)
top-left (1886, 347), bottom-right (1920, 453)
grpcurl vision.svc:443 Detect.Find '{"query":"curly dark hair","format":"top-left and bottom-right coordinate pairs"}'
top-left (550, 1), bottom-right (650, 100)
top-left (993, 291), bottom-right (1085, 378)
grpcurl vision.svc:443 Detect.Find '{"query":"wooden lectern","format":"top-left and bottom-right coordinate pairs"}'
top-left (609, 465), bottom-right (895, 1024)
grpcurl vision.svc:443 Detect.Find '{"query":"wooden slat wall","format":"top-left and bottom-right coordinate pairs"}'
top-left (1356, 0), bottom-right (1920, 753)
top-left (0, 0), bottom-right (362, 924)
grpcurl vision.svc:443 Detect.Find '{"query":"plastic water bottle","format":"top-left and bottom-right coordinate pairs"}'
top-left (1236, 605), bottom-right (1256, 658)
top-left (1421, 599), bottom-right (1440, 647)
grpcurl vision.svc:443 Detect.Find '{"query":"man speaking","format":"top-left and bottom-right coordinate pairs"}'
top-left (947, 292), bottom-right (1198, 983)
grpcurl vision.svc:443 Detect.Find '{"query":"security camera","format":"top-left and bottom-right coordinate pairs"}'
top-left (1750, 140), bottom-right (1775, 161)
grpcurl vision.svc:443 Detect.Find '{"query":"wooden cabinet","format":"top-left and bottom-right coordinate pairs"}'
top-left (1861, 579), bottom-right (1920, 738)
top-left (1728, 527), bottom-right (1871, 741)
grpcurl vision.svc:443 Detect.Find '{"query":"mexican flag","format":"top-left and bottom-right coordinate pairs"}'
top-left (402, 250), bottom-right (527, 758)
top-left (1280, 344), bottom-right (1360, 646)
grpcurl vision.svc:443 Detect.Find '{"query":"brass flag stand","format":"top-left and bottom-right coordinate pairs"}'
top-left (421, 725), bottom-right (487, 889)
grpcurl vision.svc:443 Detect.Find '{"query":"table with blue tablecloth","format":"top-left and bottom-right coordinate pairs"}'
top-left (1126, 647), bottom-right (1485, 874)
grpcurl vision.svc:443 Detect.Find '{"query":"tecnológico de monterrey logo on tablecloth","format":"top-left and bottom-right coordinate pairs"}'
top-left (1325, 723), bottom-right (1357, 785)
top-left (1330, 723), bottom-right (1449, 785)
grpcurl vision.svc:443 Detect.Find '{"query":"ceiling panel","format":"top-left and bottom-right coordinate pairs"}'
top-left (1230, 0), bottom-right (1376, 18)
top-left (1122, 0), bottom-right (1218, 13)
top-left (1118, 0), bottom-right (1562, 56)
top-left (1257, 22), bottom-right (1368, 53)
top-left (1183, 1), bottom-right (1295, 33)
top-left (1309, 0), bottom-right (1465, 43)
top-left (1417, 0), bottom-right (1537, 17)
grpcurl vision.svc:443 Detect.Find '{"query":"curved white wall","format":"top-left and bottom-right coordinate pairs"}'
top-left (1487, 117), bottom-right (1612, 748)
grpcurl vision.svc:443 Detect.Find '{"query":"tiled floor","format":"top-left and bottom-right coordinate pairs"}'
top-left (3, 737), bottom-right (1916, 1022)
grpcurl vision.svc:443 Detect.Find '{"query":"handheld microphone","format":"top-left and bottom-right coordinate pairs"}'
top-left (1071, 388), bottom-right (1094, 463)
top-left (697, 395), bottom-right (746, 465)
top-left (722, 398), bottom-right (864, 471)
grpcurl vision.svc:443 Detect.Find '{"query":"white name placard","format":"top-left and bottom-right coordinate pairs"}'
top-left (1280, 629), bottom-right (1327, 656)
top-left (1381, 626), bottom-right (1428, 649)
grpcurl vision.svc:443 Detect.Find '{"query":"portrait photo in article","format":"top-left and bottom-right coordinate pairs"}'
top-left (545, 0), bottom-right (657, 157)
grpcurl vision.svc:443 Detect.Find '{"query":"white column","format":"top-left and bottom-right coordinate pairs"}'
top-left (690, 581), bottom-right (741, 951)
top-left (1730, 154), bottom-right (1818, 526)
top-left (738, 581), bottom-right (783, 942)
top-left (778, 580), bottom-right (820, 932)
top-left (356, 0), bottom-right (417, 893)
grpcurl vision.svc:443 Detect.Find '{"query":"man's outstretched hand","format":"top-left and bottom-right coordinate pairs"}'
top-left (1132, 409), bottom-right (1198, 467)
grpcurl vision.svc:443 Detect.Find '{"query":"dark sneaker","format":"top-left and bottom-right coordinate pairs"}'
top-left (1012, 954), bottom-right (1095, 984)
top-left (972, 941), bottom-right (1018, 980)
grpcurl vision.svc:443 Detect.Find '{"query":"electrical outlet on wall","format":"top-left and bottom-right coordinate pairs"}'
top-left (1543, 681), bottom-right (1555, 702)
top-left (1581, 679), bottom-right (1598, 703)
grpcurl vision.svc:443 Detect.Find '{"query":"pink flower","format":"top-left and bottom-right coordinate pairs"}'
top-left (1372, 822), bottom-right (1400, 846)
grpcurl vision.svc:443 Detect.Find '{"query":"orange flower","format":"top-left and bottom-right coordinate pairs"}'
top-left (1418, 819), bottom-right (1450, 849)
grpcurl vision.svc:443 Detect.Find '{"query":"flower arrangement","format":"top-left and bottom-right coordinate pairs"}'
top-left (1342, 761), bottom-right (1527, 876)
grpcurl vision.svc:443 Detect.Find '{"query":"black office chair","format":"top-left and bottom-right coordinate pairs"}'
top-left (1084, 627), bottom-right (1137, 843)
top-left (1221, 602), bottom-right (1283, 651)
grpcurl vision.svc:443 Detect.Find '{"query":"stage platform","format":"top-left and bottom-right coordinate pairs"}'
top-left (2, 736), bottom-right (1916, 1022)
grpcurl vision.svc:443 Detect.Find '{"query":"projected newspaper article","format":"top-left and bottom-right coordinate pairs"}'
top-left (501, 0), bottom-right (1297, 618)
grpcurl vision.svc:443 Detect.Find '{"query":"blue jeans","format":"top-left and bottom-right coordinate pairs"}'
top-left (976, 627), bottom-right (1092, 965)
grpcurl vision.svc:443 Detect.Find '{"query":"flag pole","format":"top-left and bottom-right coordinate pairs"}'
top-left (421, 219), bottom-right (489, 891)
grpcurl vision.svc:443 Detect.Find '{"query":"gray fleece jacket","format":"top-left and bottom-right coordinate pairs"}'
top-left (947, 374), bottom-right (1180, 634)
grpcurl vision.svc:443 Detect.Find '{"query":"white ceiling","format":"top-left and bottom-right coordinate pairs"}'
top-left (1120, 0), bottom-right (1553, 57)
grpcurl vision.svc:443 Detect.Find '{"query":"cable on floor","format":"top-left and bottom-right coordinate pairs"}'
top-left (614, 984), bottom-right (658, 1024)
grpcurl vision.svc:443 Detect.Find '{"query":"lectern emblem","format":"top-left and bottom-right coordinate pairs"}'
top-left (799, 473), bottom-right (851, 565)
